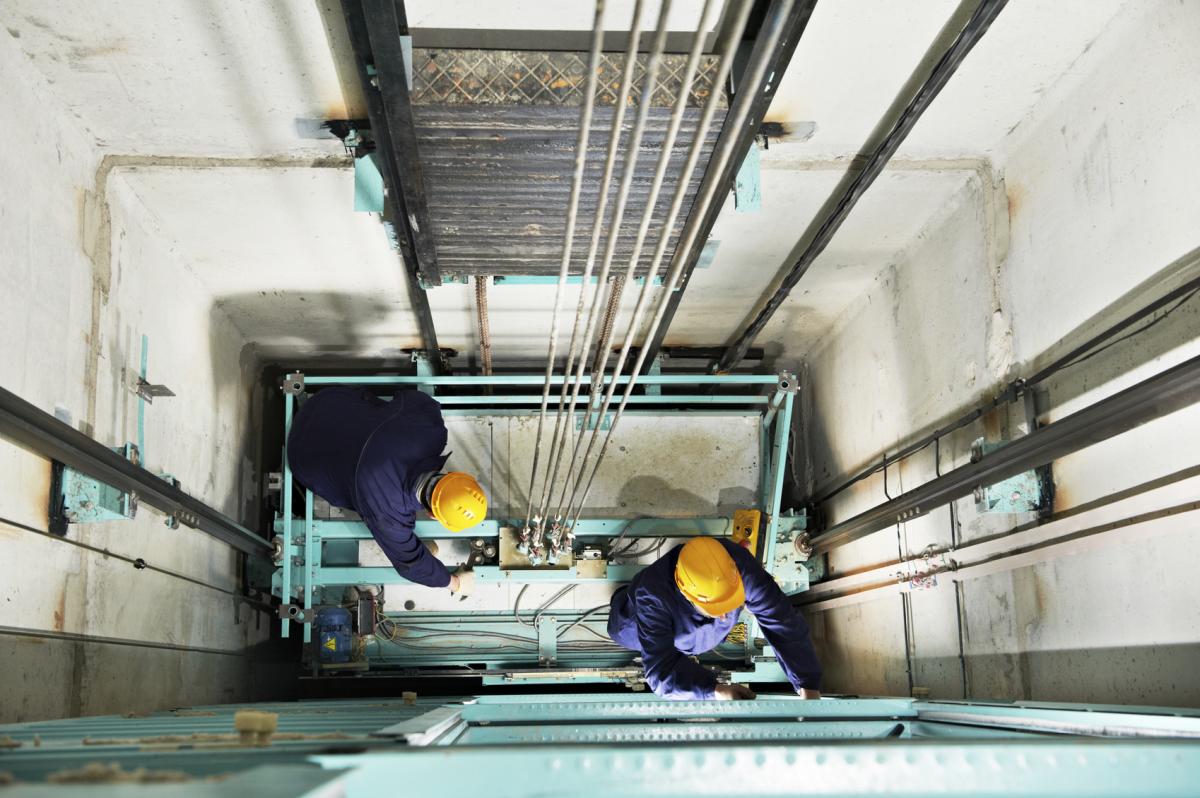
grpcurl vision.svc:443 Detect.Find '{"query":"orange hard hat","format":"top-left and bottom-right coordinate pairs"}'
top-left (429, 472), bottom-right (487, 532)
top-left (674, 538), bottom-right (745, 617)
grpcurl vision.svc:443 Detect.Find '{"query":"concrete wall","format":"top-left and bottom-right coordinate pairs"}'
top-left (0, 30), bottom-right (273, 722)
top-left (802, 0), bottom-right (1200, 706)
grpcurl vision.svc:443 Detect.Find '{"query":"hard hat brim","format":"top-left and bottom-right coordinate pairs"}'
top-left (437, 515), bottom-right (483, 533)
top-left (686, 581), bottom-right (745, 618)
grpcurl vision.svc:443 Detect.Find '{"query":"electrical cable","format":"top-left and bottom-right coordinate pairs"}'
top-left (513, 584), bottom-right (576, 628)
top-left (562, 623), bottom-right (615, 644)
top-left (521, 0), bottom-right (608, 533)
top-left (556, 603), bottom-right (610, 638)
top-left (611, 537), bottom-right (666, 560)
top-left (0, 513), bottom-right (271, 612)
top-left (606, 515), bottom-right (648, 554)
top-left (512, 585), bottom-right (533, 627)
top-left (1053, 286), bottom-right (1199, 372)
top-left (532, 585), bottom-right (578, 627)
top-left (563, 0), bottom-right (786, 529)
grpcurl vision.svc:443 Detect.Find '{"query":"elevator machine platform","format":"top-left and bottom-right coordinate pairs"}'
top-left (267, 369), bottom-right (810, 686)
top-left (3, 694), bottom-right (1200, 794)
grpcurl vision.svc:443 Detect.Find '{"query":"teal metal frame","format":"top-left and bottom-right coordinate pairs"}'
top-left (4, 694), bottom-right (1200, 794)
top-left (271, 371), bottom-right (801, 679)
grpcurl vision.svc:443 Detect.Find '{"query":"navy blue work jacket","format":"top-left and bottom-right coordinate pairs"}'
top-left (287, 387), bottom-right (451, 588)
top-left (608, 538), bottom-right (821, 699)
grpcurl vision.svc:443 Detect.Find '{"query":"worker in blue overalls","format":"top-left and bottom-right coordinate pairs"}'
top-left (608, 537), bottom-right (822, 700)
top-left (287, 387), bottom-right (486, 594)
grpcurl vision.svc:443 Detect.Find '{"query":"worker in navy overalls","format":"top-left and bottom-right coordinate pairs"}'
top-left (287, 387), bottom-right (486, 593)
top-left (609, 537), bottom-right (822, 700)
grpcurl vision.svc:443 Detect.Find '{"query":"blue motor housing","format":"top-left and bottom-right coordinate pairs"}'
top-left (314, 607), bottom-right (353, 664)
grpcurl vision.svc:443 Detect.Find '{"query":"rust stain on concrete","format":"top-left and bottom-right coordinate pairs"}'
top-left (1006, 182), bottom-right (1024, 223)
top-left (53, 587), bottom-right (67, 631)
top-left (981, 406), bottom-right (1005, 440)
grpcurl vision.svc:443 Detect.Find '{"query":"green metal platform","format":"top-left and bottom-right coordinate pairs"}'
top-left (3, 694), bottom-right (1200, 795)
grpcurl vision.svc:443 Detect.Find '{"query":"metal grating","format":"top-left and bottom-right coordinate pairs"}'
top-left (413, 105), bottom-right (724, 279)
top-left (411, 49), bottom-right (726, 108)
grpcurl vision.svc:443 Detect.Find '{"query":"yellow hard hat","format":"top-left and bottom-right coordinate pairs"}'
top-left (675, 537), bottom-right (745, 617)
top-left (429, 472), bottom-right (487, 532)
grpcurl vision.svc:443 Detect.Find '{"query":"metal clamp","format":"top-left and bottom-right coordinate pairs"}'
top-left (280, 604), bottom-right (314, 624)
top-left (134, 377), bottom-right (175, 404)
top-left (283, 373), bottom-right (305, 395)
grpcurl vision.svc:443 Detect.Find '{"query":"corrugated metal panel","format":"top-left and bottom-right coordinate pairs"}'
top-left (413, 105), bottom-right (724, 278)
top-left (405, 48), bottom-right (728, 280)
top-left (411, 49), bottom-right (725, 108)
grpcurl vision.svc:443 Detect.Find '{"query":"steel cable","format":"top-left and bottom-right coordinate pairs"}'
top-left (563, 0), bottom-right (769, 527)
top-left (553, 0), bottom-right (733, 526)
top-left (474, 275), bottom-right (492, 376)
top-left (592, 275), bottom-right (627, 377)
top-left (535, 0), bottom-right (663, 531)
top-left (560, 0), bottom-right (738, 524)
top-left (521, 0), bottom-right (608, 532)
top-left (567, 0), bottom-right (722, 457)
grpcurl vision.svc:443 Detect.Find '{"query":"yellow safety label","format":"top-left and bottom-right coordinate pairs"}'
top-left (323, 638), bottom-right (338, 652)
top-left (731, 509), bottom-right (761, 556)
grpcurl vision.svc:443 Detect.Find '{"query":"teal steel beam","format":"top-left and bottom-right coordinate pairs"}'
top-left (303, 489), bottom-right (314, 644)
top-left (457, 720), bottom-right (910, 745)
top-left (427, 395), bottom-right (768, 406)
top-left (302, 374), bottom-right (778, 386)
top-left (281, 392), bottom-right (294, 638)
top-left (763, 391), bottom-right (794, 560)
top-left (442, 409), bottom-right (760, 418)
top-left (459, 696), bottom-right (916, 723)
top-left (316, 742), bottom-right (1200, 797)
top-left (913, 700), bottom-right (1200, 738)
top-left (536, 617), bottom-right (557, 664)
top-left (274, 517), bottom-right (730, 541)
top-left (316, 564), bottom-right (644, 585)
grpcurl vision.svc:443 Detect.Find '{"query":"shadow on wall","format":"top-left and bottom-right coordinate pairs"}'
top-left (210, 290), bottom-right (421, 363)
top-left (614, 472), bottom-right (734, 516)
top-left (209, 291), bottom-right (423, 526)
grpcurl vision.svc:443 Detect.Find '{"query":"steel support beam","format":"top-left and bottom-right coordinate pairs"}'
top-left (638, 0), bottom-right (818, 373)
top-left (810, 353), bottom-right (1200, 552)
top-left (0, 385), bottom-right (269, 558)
top-left (713, 0), bottom-right (1009, 373)
top-left (357, 0), bottom-right (440, 287)
top-left (340, 0), bottom-right (448, 372)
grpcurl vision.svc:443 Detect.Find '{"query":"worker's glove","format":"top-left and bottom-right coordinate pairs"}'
top-left (449, 569), bottom-right (475, 597)
top-left (712, 683), bottom-right (757, 701)
top-left (797, 688), bottom-right (821, 700)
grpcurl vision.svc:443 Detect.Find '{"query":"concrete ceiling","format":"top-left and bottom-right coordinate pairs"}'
top-left (407, 0), bottom-right (714, 32)
top-left (767, 0), bottom-right (1128, 158)
top-left (1, 0), bottom-right (1135, 364)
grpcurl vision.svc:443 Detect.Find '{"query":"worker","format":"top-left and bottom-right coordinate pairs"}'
top-left (608, 536), bottom-right (821, 700)
top-left (286, 386), bottom-right (486, 594)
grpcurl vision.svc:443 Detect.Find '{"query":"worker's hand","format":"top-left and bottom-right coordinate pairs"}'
top-left (449, 570), bottom-right (475, 597)
top-left (797, 688), bottom-right (821, 700)
top-left (712, 683), bottom-right (757, 701)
